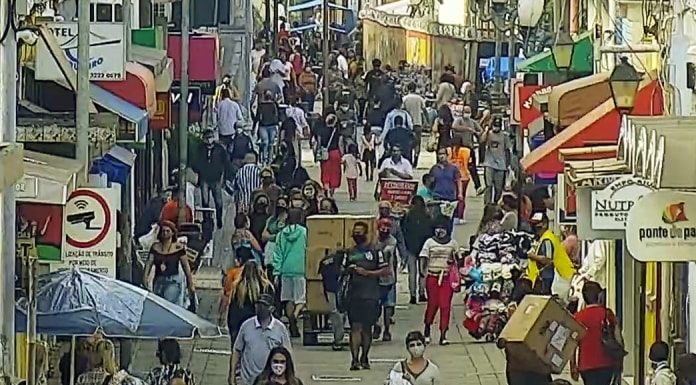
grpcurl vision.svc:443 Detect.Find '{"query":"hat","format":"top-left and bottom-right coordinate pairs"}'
top-left (256, 293), bottom-right (275, 306)
top-left (377, 218), bottom-right (392, 231)
top-left (260, 168), bottom-right (274, 178)
top-left (378, 201), bottom-right (392, 209)
top-left (529, 212), bottom-right (548, 225)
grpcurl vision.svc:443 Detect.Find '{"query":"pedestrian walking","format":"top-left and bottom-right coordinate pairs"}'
top-left (402, 83), bottom-right (426, 167)
top-left (143, 221), bottom-right (195, 307)
top-left (451, 105), bottom-right (482, 193)
top-left (527, 213), bottom-right (576, 302)
top-left (229, 294), bottom-right (292, 385)
top-left (249, 194), bottom-right (271, 251)
top-left (193, 129), bottom-right (231, 228)
top-left (431, 106), bottom-right (453, 150)
top-left (318, 249), bottom-right (346, 351)
top-left (252, 347), bottom-right (304, 385)
top-left (401, 195), bottom-right (432, 304)
top-left (216, 88), bottom-right (244, 148)
top-left (344, 221), bottom-right (390, 370)
top-left (262, 197), bottom-right (289, 277)
top-left (222, 260), bottom-right (275, 344)
top-left (146, 339), bottom-right (195, 385)
top-left (429, 148), bottom-right (463, 232)
top-left (448, 135), bottom-right (471, 224)
top-left (273, 208), bottom-right (308, 338)
top-left (360, 125), bottom-right (377, 181)
top-left (159, 185), bottom-right (192, 226)
top-left (316, 114), bottom-right (342, 197)
top-left (297, 65), bottom-right (318, 112)
top-left (374, 218), bottom-right (398, 342)
top-left (342, 143), bottom-right (362, 201)
top-left (233, 153), bottom-right (263, 214)
top-left (256, 91), bottom-right (280, 165)
top-left (419, 219), bottom-right (459, 345)
top-left (570, 281), bottom-right (624, 385)
top-left (480, 117), bottom-right (511, 205)
top-left (387, 331), bottom-right (441, 385)
top-left (648, 341), bottom-right (676, 385)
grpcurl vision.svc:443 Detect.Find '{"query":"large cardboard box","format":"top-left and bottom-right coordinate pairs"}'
top-left (306, 216), bottom-right (345, 280)
top-left (306, 279), bottom-right (331, 313)
top-left (498, 295), bottom-right (587, 374)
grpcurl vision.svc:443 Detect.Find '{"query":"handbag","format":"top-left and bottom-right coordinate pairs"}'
top-left (601, 308), bottom-right (628, 360)
top-left (448, 262), bottom-right (462, 292)
top-left (315, 127), bottom-right (338, 161)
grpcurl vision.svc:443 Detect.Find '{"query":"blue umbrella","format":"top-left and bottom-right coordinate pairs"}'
top-left (15, 269), bottom-right (221, 339)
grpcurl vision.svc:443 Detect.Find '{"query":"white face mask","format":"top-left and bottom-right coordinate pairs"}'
top-left (271, 363), bottom-right (286, 376)
top-left (408, 344), bottom-right (425, 358)
top-left (340, 106), bottom-right (349, 112)
top-left (463, 113), bottom-right (471, 118)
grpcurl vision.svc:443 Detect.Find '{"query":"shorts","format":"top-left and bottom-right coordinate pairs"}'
top-left (280, 276), bottom-right (307, 304)
top-left (347, 299), bottom-right (380, 326)
top-left (379, 285), bottom-right (396, 307)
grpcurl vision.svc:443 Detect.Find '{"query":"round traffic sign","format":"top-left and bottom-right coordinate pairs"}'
top-left (64, 189), bottom-right (112, 249)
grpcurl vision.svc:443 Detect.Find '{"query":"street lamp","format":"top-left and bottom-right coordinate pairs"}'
top-left (610, 57), bottom-right (642, 113)
top-left (552, 28), bottom-right (575, 70)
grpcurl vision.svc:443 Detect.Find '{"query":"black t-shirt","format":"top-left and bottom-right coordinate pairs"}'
top-left (365, 69), bottom-right (385, 96)
top-left (345, 246), bottom-right (387, 300)
top-left (258, 101), bottom-right (279, 126)
top-left (318, 123), bottom-right (340, 150)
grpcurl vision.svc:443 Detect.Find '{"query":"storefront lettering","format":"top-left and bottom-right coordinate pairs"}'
top-left (617, 118), bottom-right (665, 187)
top-left (171, 92), bottom-right (194, 105)
top-left (639, 226), bottom-right (696, 241)
top-left (522, 86), bottom-right (552, 109)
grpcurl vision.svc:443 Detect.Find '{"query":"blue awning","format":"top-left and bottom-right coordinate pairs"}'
top-left (288, 0), bottom-right (352, 12)
top-left (91, 85), bottom-right (149, 141)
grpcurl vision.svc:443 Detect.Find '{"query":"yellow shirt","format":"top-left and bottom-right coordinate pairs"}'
top-left (448, 147), bottom-right (470, 181)
top-left (527, 229), bottom-right (576, 282)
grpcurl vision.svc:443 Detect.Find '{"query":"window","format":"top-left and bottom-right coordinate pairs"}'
top-left (89, 3), bottom-right (95, 22)
top-left (153, 3), bottom-right (171, 21)
top-left (114, 4), bottom-right (123, 21)
top-left (95, 3), bottom-right (112, 21)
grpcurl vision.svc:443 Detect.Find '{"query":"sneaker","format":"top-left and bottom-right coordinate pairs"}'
top-left (350, 361), bottom-right (360, 371)
top-left (410, 296), bottom-right (417, 305)
top-left (425, 336), bottom-right (431, 345)
top-left (360, 359), bottom-right (371, 370)
top-left (332, 343), bottom-right (344, 351)
top-left (382, 331), bottom-right (392, 342)
top-left (439, 338), bottom-right (450, 346)
top-left (372, 325), bottom-right (382, 340)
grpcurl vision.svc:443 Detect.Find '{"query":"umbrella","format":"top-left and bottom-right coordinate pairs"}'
top-left (15, 268), bottom-right (221, 339)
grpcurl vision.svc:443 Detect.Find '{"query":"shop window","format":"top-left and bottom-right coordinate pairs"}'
top-left (95, 3), bottom-right (112, 21)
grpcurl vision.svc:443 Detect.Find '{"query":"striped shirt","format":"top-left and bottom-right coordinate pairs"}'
top-left (234, 164), bottom-right (262, 213)
top-left (419, 238), bottom-right (459, 273)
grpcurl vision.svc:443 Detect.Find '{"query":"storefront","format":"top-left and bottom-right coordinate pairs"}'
top-left (406, 30), bottom-right (431, 66)
top-left (362, 18), bottom-right (408, 67)
top-left (547, 72), bottom-right (611, 129)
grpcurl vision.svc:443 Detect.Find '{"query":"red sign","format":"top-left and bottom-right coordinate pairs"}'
top-left (150, 92), bottom-right (171, 130)
top-left (379, 179), bottom-right (418, 207)
top-left (518, 85), bottom-right (547, 129)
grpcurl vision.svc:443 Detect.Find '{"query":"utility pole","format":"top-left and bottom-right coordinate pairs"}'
top-left (178, 0), bottom-right (190, 224)
top-left (272, 0), bottom-right (279, 55)
top-left (123, 0), bottom-right (132, 61)
top-left (77, 0), bottom-right (90, 168)
top-left (321, 0), bottom-right (329, 112)
top-left (493, 12), bottom-right (503, 116)
top-left (264, 0), bottom-right (271, 44)
top-left (0, 0), bottom-right (17, 375)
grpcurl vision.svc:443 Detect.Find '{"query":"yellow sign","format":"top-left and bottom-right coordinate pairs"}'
top-left (406, 32), bottom-right (430, 66)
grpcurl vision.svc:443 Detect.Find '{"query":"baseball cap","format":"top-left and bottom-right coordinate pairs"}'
top-left (529, 212), bottom-right (548, 225)
top-left (260, 168), bottom-right (274, 178)
top-left (256, 293), bottom-right (275, 306)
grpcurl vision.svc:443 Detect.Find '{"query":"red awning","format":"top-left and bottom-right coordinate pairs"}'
top-left (95, 62), bottom-right (157, 117)
top-left (521, 79), bottom-right (664, 174)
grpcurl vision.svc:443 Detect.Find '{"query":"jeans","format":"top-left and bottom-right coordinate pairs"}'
top-left (407, 252), bottom-right (425, 298)
top-left (326, 292), bottom-right (345, 345)
top-left (484, 167), bottom-right (506, 205)
top-left (200, 179), bottom-right (224, 226)
top-left (258, 124), bottom-right (278, 164)
top-left (153, 275), bottom-right (184, 306)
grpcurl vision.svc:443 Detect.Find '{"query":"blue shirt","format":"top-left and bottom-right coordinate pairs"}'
top-left (417, 186), bottom-right (433, 201)
top-left (430, 163), bottom-right (459, 201)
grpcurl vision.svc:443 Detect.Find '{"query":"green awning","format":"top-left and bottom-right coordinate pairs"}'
top-left (518, 31), bottom-right (593, 73)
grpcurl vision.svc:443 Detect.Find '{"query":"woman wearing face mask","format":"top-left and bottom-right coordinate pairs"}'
top-left (253, 347), bottom-right (303, 385)
top-left (302, 180), bottom-right (320, 215)
top-left (249, 194), bottom-right (271, 250)
top-left (418, 219), bottom-right (460, 345)
top-left (318, 197), bottom-right (339, 214)
top-left (316, 113), bottom-right (342, 197)
top-left (388, 331), bottom-right (441, 385)
top-left (431, 105), bottom-right (453, 150)
top-left (262, 197), bottom-right (290, 277)
top-left (298, 65), bottom-right (317, 113)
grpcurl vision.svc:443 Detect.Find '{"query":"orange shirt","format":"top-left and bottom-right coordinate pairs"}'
top-left (160, 199), bottom-right (193, 224)
top-left (449, 147), bottom-right (471, 181)
top-left (223, 266), bottom-right (243, 297)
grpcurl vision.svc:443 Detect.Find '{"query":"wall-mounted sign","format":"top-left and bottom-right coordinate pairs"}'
top-left (151, 92), bottom-right (171, 130)
top-left (16, 203), bottom-right (64, 262)
top-left (617, 116), bottom-right (665, 187)
top-left (626, 190), bottom-right (696, 262)
top-left (171, 86), bottom-right (202, 124)
top-left (15, 176), bottom-right (38, 199)
top-left (591, 176), bottom-right (656, 230)
top-left (51, 188), bottom-right (117, 277)
top-left (35, 22), bottom-right (126, 82)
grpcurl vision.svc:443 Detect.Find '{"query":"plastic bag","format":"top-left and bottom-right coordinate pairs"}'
top-left (138, 224), bottom-right (159, 251)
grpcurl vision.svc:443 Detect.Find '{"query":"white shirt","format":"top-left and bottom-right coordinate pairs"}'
top-left (286, 106), bottom-right (308, 136)
top-left (379, 157), bottom-right (413, 178)
top-left (251, 48), bottom-right (266, 74)
top-left (337, 54), bottom-right (349, 78)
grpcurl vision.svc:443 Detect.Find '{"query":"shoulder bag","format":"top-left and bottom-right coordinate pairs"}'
top-left (315, 127), bottom-right (338, 161)
top-left (601, 307), bottom-right (628, 360)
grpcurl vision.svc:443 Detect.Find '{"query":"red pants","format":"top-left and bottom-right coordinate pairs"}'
top-left (346, 178), bottom-right (357, 200)
top-left (424, 274), bottom-right (454, 332)
top-left (455, 180), bottom-right (470, 219)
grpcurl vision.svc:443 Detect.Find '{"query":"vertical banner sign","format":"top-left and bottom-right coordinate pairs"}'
top-left (52, 188), bottom-right (117, 277)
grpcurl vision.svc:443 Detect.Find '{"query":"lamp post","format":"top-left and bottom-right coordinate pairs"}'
top-left (551, 27), bottom-right (575, 71)
top-left (609, 57), bottom-right (642, 114)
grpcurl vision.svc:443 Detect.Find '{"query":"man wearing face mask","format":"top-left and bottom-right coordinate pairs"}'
top-left (374, 218), bottom-right (398, 342)
top-left (229, 294), bottom-right (292, 385)
top-left (379, 98), bottom-right (413, 147)
top-left (192, 130), bottom-right (231, 228)
top-left (336, 97), bottom-right (358, 153)
top-left (387, 331), bottom-right (440, 385)
top-left (526, 213), bottom-right (576, 302)
top-left (344, 222), bottom-right (390, 370)
top-left (252, 168), bottom-right (283, 216)
top-left (452, 105), bottom-right (482, 192)
top-left (376, 201), bottom-right (407, 266)
top-left (429, 148), bottom-right (463, 231)
top-left (480, 116), bottom-right (511, 205)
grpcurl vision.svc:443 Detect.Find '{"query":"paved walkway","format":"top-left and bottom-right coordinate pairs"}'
top-left (128, 150), bottom-right (577, 385)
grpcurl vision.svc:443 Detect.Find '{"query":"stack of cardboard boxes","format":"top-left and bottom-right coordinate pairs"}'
top-left (305, 214), bottom-right (375, 313)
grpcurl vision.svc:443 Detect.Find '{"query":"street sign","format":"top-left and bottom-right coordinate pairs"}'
top-left (52, 188), bottom-right (117, 277)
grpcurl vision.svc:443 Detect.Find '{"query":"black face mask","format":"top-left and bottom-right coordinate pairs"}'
top-left (352, 234), bottom-right (367, 245)
top-left (256, 203), bottom-right (268, 212)
top-left (378, 230), bottom-right (390, 239)
top-left (379, 209), bottom-right (390, 218)
top-left (256, 306), bottom-right (272, 321)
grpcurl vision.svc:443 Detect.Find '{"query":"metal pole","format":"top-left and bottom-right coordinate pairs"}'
top-left (178, 0), bottom-right (190, 224)
top-left (272, 0), bottom-right (279, 55)
top-left (264, 0), bottom-right (271, 43)
top-left (26, 255), bottom-right (36, 385)
top-left (123, 0), bottom-right (132, 61)
top-left (507, 21), bottom-right (515, 95)
top-left (321, 0), bottom-right (329, 112)
top-left (77, 0), bottom-right (91, 168)
top-left (243, 0), bottom-right (253, 110)
top-left (0, 0), bottom-right (17, 375)
top-left (493, 13), bottom-right (503, 115)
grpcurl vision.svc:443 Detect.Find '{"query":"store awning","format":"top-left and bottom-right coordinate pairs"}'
top-left (18, 150), bottom-right (85, 204)
top-left (522, 99), bottom-right (621, 174)
top-left (374, 0), bottom-right (409, 15)
top-left (548, 72), bottom-right (611, 127)
top-left (0, 143), bottom-right (24, 192)
top-left (91, 85), bottom-right (149, 140)
top-left (131, 45), bottom-right (173, 92)
top-left (95, 62), bottom-right (157, 117)
top-left (517, 31), bottom-right (593, 73)
top-left (522, 78), bottom-right (665, 175)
